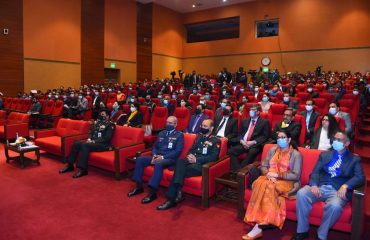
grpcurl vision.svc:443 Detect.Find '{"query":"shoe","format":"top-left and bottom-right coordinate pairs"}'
top-left (141, 193), bottom-right (157, 204)
top-left (291, 232), bottom-right (309, 240)
top-left (72, 170), bottom-right (88, 178)
top-left (175, 191), bottom-right (185, 204)
top-left (242, 232), bottom-right (263, 240)
top-left (157, 200), bottom-right (176, 210)
top-left (127, 188), bottom-right (144, 197)
top-left (59, 164), bottom-right (74, 174)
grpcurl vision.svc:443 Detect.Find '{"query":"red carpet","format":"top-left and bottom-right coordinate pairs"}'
top-left (0, 144), bottom-right (362, 240)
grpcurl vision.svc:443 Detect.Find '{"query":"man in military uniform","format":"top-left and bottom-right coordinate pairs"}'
top-left (128, 116), bottom-right (184, 204)
top-left (59, 109), bottom-right (116, 178)
top-left (157, 119), bottom-right (221, 210)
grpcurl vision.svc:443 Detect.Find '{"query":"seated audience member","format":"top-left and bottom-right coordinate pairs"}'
top-left (157, 119), bottom-right (221, 210)
top-left (228, 104), bottom-right (271, 176)
top-left (116, 102), bottom-right (143, 127)
top-left (76, 94), bottom-right (88, 117)
top-left (127, 116), bottom-right (184, 204)
top-left (213, 104), bottom-right (238, 146)
top-left (92, 91), bottom-right (103, 119)
top-left (67, 93), bottom-right (78, 118)
top-left (116, 90), bottom-right (126, 104)
top-left (143, 94), bottom-right (156, 113)
top-left (215, 98), bottom-right (229, 122)
top-left (162, 96), bottom-right (175, 115)
top-left (306, 114), bottom-right (339, 150)
top-left (238, 95), bottom-right (249, 114)
top-left (126, 95), bottom-right (137, 105)
top-left (272, 108), bottom-right (302, 146)
top-left (28, 98), bottom-right (42, 128)
top-left (299, 99), bottom-right (320, 141)
top-left (258, 93), bottom-right (273, 113)
top-left (268, 84), bottom-right (281, 97)
top-left (292, 131), bottom-right (365, 240)
top-left (242, 130), bottom-right (302, 240)
top-left (281, 92), bottom-right (299, 114)
top-left (110, 102), bottom-right (123, 122)
top-left (328, 101), bottom-right (352, 136)
top-left (59, 109), bottom-right (116, 178)
top-left (178, 99), bottom-right (192, 111)
top-left (186, 104), bottom-right (209, 134)
top-left (306, 84), bottom-right (319, 98)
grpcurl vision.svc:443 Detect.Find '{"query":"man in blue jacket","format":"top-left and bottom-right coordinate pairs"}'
top-left (128, 116), bottom-right (184, 204)
top-left (292, 130), bottom-right (365, 240)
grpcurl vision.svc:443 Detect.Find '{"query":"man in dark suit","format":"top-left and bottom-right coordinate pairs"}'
top-left (92, 91), bottom-right (103, 119)
top-left (228, 104), bottom-right (271, 175)
top-left (214, 98), bottom-right (229, 123)
top-left (272, 108), bottom-right (302, 146)
top-left (190, 70), bottom-right (200, 87)
top-left (281, 92), bottom-right (299, 114)
top-left (157, 119), bottom-right (221, 210)
top-left (213, 105), bottom-right (238, 146)
top-left (299, 99), bottom-right (320, 141)
top-left (307, 84), bottom-right (319, 98)
top-left (328, 101), bottom-right (352, 136)
top-left (186, 104), bottom-right (209, 134)
top-left (128, 116), bottom-right (184, 204)
top-left (292, 131), bottom-right (365, 240)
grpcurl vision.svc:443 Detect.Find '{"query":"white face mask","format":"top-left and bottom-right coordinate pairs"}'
top-left (353, 90), bottom-right (359, 95)
top-left (254, 88), bottom-right (259, 92)
top-left (283, 96), bottom-right (289, 102)
top-left (199, 100), bottom-right (205, 105)
top-left (307, 88), bottom-right (313, 92)
top-left (163, 100), bottom-right (169, 105)
top-left (305, 105), bottom-right (313, 111)
top-left (329, 107), bottom-right (337, 115)
top-left (130, 107), bottom-right (136, 112)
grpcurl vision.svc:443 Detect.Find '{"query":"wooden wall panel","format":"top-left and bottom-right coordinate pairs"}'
top-left (81, 0), bottom-right (105, 85)
top-left (0, 0), bottom-right (23, 96)
top-left (137, 2), bottom-right (152, 82)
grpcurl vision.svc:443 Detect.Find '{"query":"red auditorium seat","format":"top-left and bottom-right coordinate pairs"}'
top-left (173, 107), bottom-right (190, 131)
top-left (314, 115), bottom-right (345, 132)
top-left (232, 111), bottom-right (241, 129)
top-left (0, 112), bottom-right (30, 140)
top-left (339, 99), bottom-right (358, 125)
top-left (88, 126), bottom-right (145, 179)
top-left (267, 104), bottom-right (287, 130)
top-left (205, 100), bottom-right (216, 111)
top-left (293, 114), bottom-right (307, 146)
top-left (139, 105), bottom-right (150, 125)
top-left (296, 93), bottom-right (311, 104)
top-left (34, 119), bottom-right (90, 161)
top-left (312, 98), bottom-right (328, 115)
top-left (319, 93), bottom-right (335, 103)
top-left (237, 144), bottom-right (366, 239)
top-left (204, 109), bottom-right (214, 121)
top-left (106, 92), bottom-right (117, 110)
top-left (45, 100), bottom-right (64, 128)
top-left (143, 106), bottom-right (168, 147)
top-left (139, 133), bottom-right (230, 207)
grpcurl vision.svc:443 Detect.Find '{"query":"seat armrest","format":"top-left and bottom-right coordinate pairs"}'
top-left (61, 133), bottom-right (89, 158)
top-left (135, 148), bottom-right (153, 157)
top-left (114, 142), bottom-right (145, 150)
top-left (34, 129), bottom-right (57, 139)
top-left (351, 183), bottom-right (366, 240)
top-left (152, 128), bottom-right (164, 134)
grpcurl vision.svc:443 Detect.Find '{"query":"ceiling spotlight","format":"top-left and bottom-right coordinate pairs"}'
top-left (192, 4), bottom-right (196, 8)
top-left (223, 0), bottom-right (227, 2)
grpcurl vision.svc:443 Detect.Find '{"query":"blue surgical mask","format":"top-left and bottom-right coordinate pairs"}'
top-left (163, 100), bottom-right (169, 105)
top-left (277, 138), bottom-right (289, 149)
top-left (221, 102), bottom-right (226, 108)
top-left (262, 96), bottom-right (268, 102)
top-left (165, 124), bottom-right (175, 132)
top-left (329, 107), bottom-right (337, 115)
top-left (332, 140), bottom-right (345, 152)
top-left (249, 110), bottom-right (256, 118)
top-left (283, 97), bottom-right (290, 102)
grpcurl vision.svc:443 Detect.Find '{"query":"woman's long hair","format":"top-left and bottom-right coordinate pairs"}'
top-left (320, 113), bottom-right (340, 138)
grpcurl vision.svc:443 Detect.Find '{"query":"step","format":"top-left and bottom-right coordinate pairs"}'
top-left (362, 163), bottom-right (370, 183)
top-left (359, 125), bottom-right (370, 134)
top-left (355, 135), bottom-right (370, 145)
top-left (362, 118), bottom-right (370, 125)
top-left (354, 146), bottom-right (370, 163)
top-left (366, 185), bottom-right (370, 218)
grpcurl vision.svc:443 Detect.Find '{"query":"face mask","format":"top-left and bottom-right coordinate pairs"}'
top-left (307, 88), bottom-right (313, 92)
top-left (329, 107), bottom-right (337, 115)
top-left (283, 97), bottom-right (289, 102)
top-left (130, 98), bottom-right (135, 103)
top-left (199, 100), bottom-right (205, 105)
top-left (223, 109), bottom-right (230, 116)
top-left (204, 95), bottom-right (210, 100)
top-left (323, 84), bottom-right (327, 87)
top-left (211, 84), bottom-right (215, 88)
top-left (101, 90), bottom-right (105, 93)
top-left (222, 91), bottom-right (227, 95)
top-left (70, 94), bottom-right (75, 98)
top-left (172, 95), bottom-right (177, 99)
top-left (221, 102), bottom-right (226, 108)
top-left (163, 100), bottom-right (169, 105)
top-left (277, 138), bottom-right (289, 149)
top-left (165, 124), bottom-right (175, 132)
top-left (79, 96), bottom-right (83, 99)
top-left (353, 90), bottom-right (359, 95)
top-left (130, 107), bottom-right (136, 112)
top-left (63, 96), bottom-right (67, 99)
top-left (180, 102), bottom-right (186, 107)
top-left (305, 105), bottom-right (313, 111)
top-left (48, 95), bottom-right (52, 98)
top-left (242, 98), bottom-right (248, 103)
top-left (195, 109), bottom-right (201, 115)
top-left (262, 96), bottom-right (268, 102)
top-left (193, 90), bottom-right (197, 94)
top-left (129, 88), bottom-right (132, 90)
top-left (113, 104), bottom-right (119, 110)
top-left (200, 127), bottom-right (210, 135)
top-left (157, 95), bottom-right (162, 99)
top-left (332, 140), bottom-right (345, 152)
top-left (179, 90), bottom-right (184, 94)
top-left (249, 110), bottom-right (256, 118)
top-left (55, 96), bottom-right (59, 99)
top-left (95, 92), bottom-right (99, 96)
top-left (254, 88), bottom-right (259, 92)
top-left (240, 89), bottom-right (244, 92)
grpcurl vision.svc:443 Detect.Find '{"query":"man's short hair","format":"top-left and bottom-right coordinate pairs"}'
top-left (285, 107), bottom-right (294, 116)
top-left (251, 104), bottom-right (262, 112)
top-left (306, 99), bottom-right (315, 105)
top-left (335, 130), bottom-right (349, 141)
top-left (100, 108), bottom-right (110, 116)
top-left (198, 104), bottom-right (206, 110)
top-left (330, 101), bottom-right (340, 108)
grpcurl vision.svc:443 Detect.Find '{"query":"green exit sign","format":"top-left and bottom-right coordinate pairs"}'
top-left (110, 63), bottom-right (116, 68)
top-left (263, 67), bottom-right (269, 73)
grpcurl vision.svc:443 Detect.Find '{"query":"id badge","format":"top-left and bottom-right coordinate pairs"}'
top-left (98, 132), bottom-right (102, 138)
top-left (202, 147), bottom-right (207, 155)
top-left (168, 142), bottom-right (173, 149)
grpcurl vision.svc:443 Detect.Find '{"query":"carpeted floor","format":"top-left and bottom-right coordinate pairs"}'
top-left (0, 145), bottom-right (363, 240)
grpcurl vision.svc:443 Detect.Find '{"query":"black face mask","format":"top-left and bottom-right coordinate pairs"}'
top-left (223, 109), bottom-right (230, 116)
top-left (195, 109), bottom-right (202, 115)
top-left (99, 115), bottom-right (106, 121)
top-left (200, 127), bottom-right (210, 135)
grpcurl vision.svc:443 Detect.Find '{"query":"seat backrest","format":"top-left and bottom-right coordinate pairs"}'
top-left (314, 115), bottom-right (345, 131)
top-left (110, 125), bottom-right (144, 147)
top-left (139, 105), bottom-right (150, 124)
top-left (42, 100), bottom-right (54, 114)
top-left (338, 99), bottom-right (357, 124)
top-left (296, 93), bottom-right (311, 103)
top-left (21, 99), bottom-right (31, 111)
top-left (0, 110), bottom-right (6, 120)
top-left (150, 106), bottom-right (168, 130)
top-left (297, 147), bottom-right (324, 185)
top-left (56, 119), bottom-right (90, 137)
top-left (16, 99), bottom-right (24, 110)
top-left (6, 112), bottom-right (30, 124)
top-left (173, 107), bottom-right (191, 131)
top-left (293, 114), bottom-right (306, 146)
top-left (107, 93), bottom-right (117, 104)
top-left (51, 100), bottom-right (64, 115)
top-left (318, 93), bottom-right (334, 103)
top-left (10, 98), bottom-right (19, 110)
top-left (232, 111), bottom-right (241, 130)
top-left (189, 94), bottom-right (200, 103)
top-left (260, 144), bottom-right (275, 162)
top-left (267, 104), bottom-right (287, 130)
top-left (218, 137), bottom-right (228, 157)
top-left (205, 100), bottom-right (216, 111)
top-left (204, 109), bottom-right (214, 121)
top-left (313, 98), bottom-right (328, 115)
top-left (179, 133), bottom-right (197, 158)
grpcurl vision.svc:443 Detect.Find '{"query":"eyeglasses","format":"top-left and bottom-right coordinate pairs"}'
top-left (333, 137), bottom-right (345, 142)
top-left (322, 118), bottom-right (329, 122)
top-left (277, 136), bottom-right (287, 139)
top-left (283, 114), bottom-right (292, 117)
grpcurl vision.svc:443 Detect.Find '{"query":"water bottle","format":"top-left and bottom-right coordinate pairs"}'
top-left (16, 132), bottom-right (19, 140)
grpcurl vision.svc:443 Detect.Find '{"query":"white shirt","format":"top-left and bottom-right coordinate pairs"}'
top-left (216, 116), bottom-right (229, 137)
top-left (318, 128), bottom-right (331, 150)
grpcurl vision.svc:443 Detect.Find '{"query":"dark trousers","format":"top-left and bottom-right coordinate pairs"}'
top-left (67, 141), bottom-right (107, 170)
top-left (228, 144), bottom-right (262, 172)
top-left (132, 156), bottom-right (175, 190)
top-left (165, 158), bottom-right (202, 201)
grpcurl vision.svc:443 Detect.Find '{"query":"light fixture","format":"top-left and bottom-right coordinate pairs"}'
top-left (223, 0), bottom-right (227, 2)
top-left (192, 4), bottom-right (196, 8)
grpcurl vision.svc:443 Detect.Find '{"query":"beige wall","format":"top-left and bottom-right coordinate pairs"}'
top-left (24, 59), bottom-right (80, 92)
top-left (152, 54), bottom-right (183, 79)
top-left (104, 60), bottom-right (137, 84)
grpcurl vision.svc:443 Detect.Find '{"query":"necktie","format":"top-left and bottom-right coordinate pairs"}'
top-left (216, 118), bottom-right (226, 134)
top-left (192, 115), bottom-right (201, 132)
top-left (329, 154), bottom-right (342, 177)
top-left (246, 120), bottom-right (255, 141)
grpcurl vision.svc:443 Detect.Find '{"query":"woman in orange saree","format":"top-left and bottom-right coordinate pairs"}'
top-left (242, 130), bottom-right (303, 240)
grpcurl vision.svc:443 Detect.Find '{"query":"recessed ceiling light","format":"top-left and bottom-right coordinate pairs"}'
top-left (192, 4), bottom-right (196, 8)
top-left (223, 0), bottom-right (227, 2)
